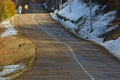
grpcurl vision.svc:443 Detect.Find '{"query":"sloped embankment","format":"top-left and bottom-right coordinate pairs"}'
top-left (51, 0), bottom-right (120, 59)
top-left (0, 17), bottom-right (36, 80)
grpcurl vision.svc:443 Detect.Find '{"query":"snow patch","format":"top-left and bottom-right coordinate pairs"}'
top-left (0, 21), bottom-right (17, 37)
top-left (102, 37), bottom-right (120, 59)
top-left (0, 64), bottom-right (25, 80)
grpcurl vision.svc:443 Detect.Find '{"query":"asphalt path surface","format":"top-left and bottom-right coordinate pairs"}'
top-left (14, 10), bottom-right (120, 80)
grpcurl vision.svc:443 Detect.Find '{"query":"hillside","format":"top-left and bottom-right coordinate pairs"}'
top-left (51, 0), bottom-right (120, 59)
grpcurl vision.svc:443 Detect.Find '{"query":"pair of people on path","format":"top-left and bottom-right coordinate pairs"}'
top-left (17, 4), bottom-right (28, 14)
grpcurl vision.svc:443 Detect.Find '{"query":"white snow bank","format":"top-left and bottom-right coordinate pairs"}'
top-left (0, 64), bottom-right (25, 80)
top-left (58, 0), bottom-right (98, 21)
top-left (54, 0), bottom-right (117, 43)
top-left (0, 21), bottom-right (17, 37)
top-left (0, 64), bottom-right (25, 76)
top-left (102, 37), bottom-right (120, 59)
top-left (51, 0), bottom-right (120, 59)
top-left (79, 11), bottom-right (117, 43)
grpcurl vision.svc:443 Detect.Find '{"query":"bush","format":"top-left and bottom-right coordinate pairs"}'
top-left (0, 0), bottom-right (16, 21)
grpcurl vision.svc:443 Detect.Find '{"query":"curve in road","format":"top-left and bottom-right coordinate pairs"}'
top-left (14, 13), bottom-right (120, 80)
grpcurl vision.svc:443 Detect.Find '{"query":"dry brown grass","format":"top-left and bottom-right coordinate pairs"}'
top-left (0, 18), bottom-right (35, 66)
top-left (0, 36), bottom-right (35, 66)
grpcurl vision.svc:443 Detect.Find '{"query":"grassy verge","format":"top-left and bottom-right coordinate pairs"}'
top-left (0, 36), bottom-right (35, 66)
top-left (0, 16), bottom-right (36, 79)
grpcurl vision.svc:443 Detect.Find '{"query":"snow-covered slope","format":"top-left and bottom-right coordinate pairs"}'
top-left (51, 0), bottom-right (120, 59)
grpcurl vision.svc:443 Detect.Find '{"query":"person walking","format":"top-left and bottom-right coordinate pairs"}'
top-left (24, 4), bottom-right (28, 13)
top-left (18, 5), bottom-right (22, 14)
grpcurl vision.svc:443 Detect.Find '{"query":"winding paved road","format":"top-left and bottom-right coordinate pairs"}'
top-left (14, 12), bottom-right (120, 80)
